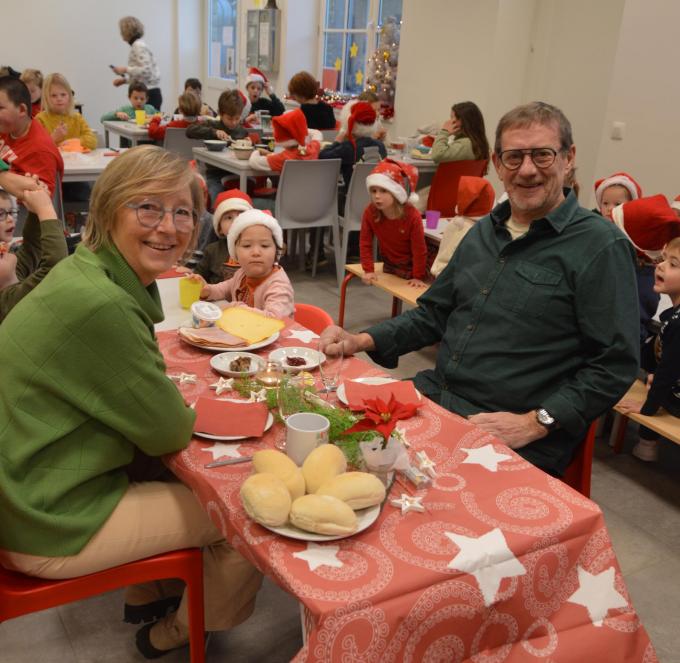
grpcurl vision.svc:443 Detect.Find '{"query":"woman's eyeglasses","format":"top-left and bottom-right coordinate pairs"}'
top-left (498, 147), bottom-right (559, 170)
top-left (125, 201), bottom-right (196, 233)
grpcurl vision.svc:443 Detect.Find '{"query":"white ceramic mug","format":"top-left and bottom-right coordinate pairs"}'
top-left (285, 413), bottom-right (329, 465)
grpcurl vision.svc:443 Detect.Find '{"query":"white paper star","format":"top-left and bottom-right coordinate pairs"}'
top-left (210, 377), bottom-right (234, 395)
top-left (460, 444), bottom-right (512, 472)
top-left (292, 542), bottom-right (343, 571)
top-left (390, 493), bottom-right (425, 514)
top-left (445, 527), bottom-right (526, 606)
top-left (203, 442), bottom-right (242, 461)
top-left (248, 388), bottom-right (267, 402)
top-left (287, 328), bottom-right (320, 344)
top-left (415, 450), bottom-right (437, 478)
top-left (169, 372), bottom-right (197, 385)
top-left (567, 566), bottom-right (628, 627)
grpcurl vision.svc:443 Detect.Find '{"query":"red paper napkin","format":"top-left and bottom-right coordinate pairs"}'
top-left (193, 397), bottom-right (269, 437)
top-left (344, 380), bottom-right (420, 411)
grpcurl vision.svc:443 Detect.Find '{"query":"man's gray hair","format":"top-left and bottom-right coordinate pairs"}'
top-left (494, 101), bottom-right (573, 154)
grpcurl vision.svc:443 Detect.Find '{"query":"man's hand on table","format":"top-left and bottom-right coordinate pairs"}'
top-left (467, 411), bottom-right (548, 449)
top-left (320, 325), bottom-right (375, 357)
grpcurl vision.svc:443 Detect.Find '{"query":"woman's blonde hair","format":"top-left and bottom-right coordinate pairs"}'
top-left (119, 16), bottom-right (144, 43)
top-left (82, 146), bottom-right (205, 257)
top-left (42, 73), bottom-right (74, 114)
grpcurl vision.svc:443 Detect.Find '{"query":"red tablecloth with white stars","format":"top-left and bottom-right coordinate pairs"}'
top-left (159, 322), bottom-right (657, 662)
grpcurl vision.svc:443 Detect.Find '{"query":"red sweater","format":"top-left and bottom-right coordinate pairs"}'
top-left (0, 120), bottom-right (63, 196)
top-left (359, 203), bottom-right (427, 279)
top-left (147, 116), bottom-right (191, 142)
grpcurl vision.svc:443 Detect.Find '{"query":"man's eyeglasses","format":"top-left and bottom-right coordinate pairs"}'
top-left (125, 201), bottom-right (196, 233)
top-left (0, 208), bottom-right (18, 222)
top-left (498, 148), bottom-right (560, 170)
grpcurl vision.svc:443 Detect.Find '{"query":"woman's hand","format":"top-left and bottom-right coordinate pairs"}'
top-left (408, 278), bottom-right (428, 288)
top-left (362, 272), bottom-right (378, 285)
top-left (112, 65), bottom-right (127, 75)
top-left (113, 77), bottom-right (126, 87)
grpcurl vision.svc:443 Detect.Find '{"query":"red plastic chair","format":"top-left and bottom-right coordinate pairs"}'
top-left (560, 420), bottom-right (597, 497)
top-left (294, 303), bottom-right (334, 335)
top-left (0, 548), bottom-right (205, 663)
top-left (426, 159), bottom-right (489, 217)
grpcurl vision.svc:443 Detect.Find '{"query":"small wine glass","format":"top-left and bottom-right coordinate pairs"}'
top-left (318, 340), bottom-right (343, 395)
top-left (276, 374), bottom-right (305, 420)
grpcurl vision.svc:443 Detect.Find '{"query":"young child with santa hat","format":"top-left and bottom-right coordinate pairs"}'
top-left (615, 196), bottom-right (680, 461)
top-left (243, 67), bottom-right (285, 123)
top-left (194, 190), bottom-right (253, 284)
top-left (431, 176), bottom-right (495, 278)
top-left (594, 171), bottom-right (642, 219)
top-left (360, 159), bottom-right (428, 288)
top-left (193, 208), bottom-right (294, 319)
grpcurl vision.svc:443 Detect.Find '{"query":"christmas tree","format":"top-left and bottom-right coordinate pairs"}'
top-left (366, 17), bottom-right (400, 115)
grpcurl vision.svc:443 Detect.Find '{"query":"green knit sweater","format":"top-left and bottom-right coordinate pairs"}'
top-left (0, 244), bottom-right (195, 556)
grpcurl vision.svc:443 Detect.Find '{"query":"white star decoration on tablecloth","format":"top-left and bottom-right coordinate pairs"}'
top-left (248, 388), bottom-right (267, 403)
top-left (460, 444), bottom-right (512, 472)
top-left (415, 450), bottom-right (437, 478)
top-left (445, 527), bottom-right (526, 606)
top-left (390, 493), bottom-right (425, 514)
top-left (292, 542), bottom-right (343, 571)
top-left (567, 566), bottom-right (628, 626)
top-left (169, 372), bottom-right (197, 385)
top-left (287, 328), bottom-right (319, 344)
top-left (203, 442), bottom-right (242, 461)
top-left (210, 377), bottom-right (234, 395)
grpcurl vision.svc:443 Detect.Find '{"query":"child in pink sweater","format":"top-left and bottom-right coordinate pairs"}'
top-left (194, 209), bottom-right (294, 318)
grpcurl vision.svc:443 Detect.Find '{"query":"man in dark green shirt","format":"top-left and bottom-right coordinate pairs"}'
top-left (321, 102), bottom-right (639, 476)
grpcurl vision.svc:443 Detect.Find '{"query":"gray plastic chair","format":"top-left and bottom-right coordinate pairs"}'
top-left (338, 162), bottom-right (375, 269)
top-left (163, 128), bottom-right (204, 160)
top-left (274, 159), bottom-right (342, 285)
top-left (320, 128), bottom-right (339, 142)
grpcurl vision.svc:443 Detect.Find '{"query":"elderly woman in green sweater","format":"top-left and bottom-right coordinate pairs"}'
top-left (0, 146), bottom-right (262, 659)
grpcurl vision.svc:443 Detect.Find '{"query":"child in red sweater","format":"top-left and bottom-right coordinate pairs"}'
top-left (360, 159), bottom-right (428, 288)
top-left (147, 91), bottom-right (200, 141)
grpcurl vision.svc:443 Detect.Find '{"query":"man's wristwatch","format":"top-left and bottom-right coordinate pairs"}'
top-left (535, 408), bottom-right (558, 431)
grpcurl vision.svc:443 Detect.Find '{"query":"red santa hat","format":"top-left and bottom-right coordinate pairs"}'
top-left (227, 208), bottom-right (284, 259)
top-left (611, 194), bottom-right (680, 259)
top-left (212, 190), bottom-right (253, 235)
top-left (456, 176), bottom-right (495, 217)
top-left (237, 90), bottom-right (252, 122)
top-left (272, 108), bottom-right (308, 146)
top-left (366, 158), bottom-right (419, 205)
top-left (671, 194), bottom-right (680, 213)
top-left (594, 171), bottom-right (642, 210)
top-left (245, 67), bottom-right (267, 87)
top-left (347, 101), bottom-right (377, 143)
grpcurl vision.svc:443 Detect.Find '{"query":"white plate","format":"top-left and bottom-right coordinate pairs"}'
top-left (261, 504), bottom-right (380, 541)
top-left (194, 406), bottom-right (274, 441)
top-left (210, 352), bottom-right (265, 377)
top-left (268, 346), bottom-right (325, 372)
top-left (179, 329), bottom-right (279, 353)
top-left (336, 376), bottom-right (422, 406)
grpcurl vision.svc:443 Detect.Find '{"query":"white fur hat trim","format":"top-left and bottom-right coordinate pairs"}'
top-left (227, 209), bottom-right (284, 259)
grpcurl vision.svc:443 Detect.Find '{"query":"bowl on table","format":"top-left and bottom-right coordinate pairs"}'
top-left (204, 140), bottom-right (228, 152)
top-left (232, 146), bottom-right (255, 160)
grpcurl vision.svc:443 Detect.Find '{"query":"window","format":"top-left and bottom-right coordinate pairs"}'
top-left (208, 0), bottom-right (238, 82)
top-left (320, 0), bottom-right (402, 95)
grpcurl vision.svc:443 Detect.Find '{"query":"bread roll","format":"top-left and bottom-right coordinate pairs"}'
top-left (316, 471), bottom-right (386, 510)
top-left (289, 494), bottom-right (358, 536)
top-left (252, 449), bottom-right (305, 500)
top-left (302, 444), bottom-right (347, 493)
top-left (240, 473), bottom-right (291, 527)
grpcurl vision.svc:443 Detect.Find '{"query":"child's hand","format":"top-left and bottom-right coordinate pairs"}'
top-left (22, 188), bottom-right (57, 221)
top-left (374, 126), bottom-right (387, 141)
top-left (116, 111), bottom-right (130, 120)
top-left (645, 374), bottom-right (654, 389)
top-left (215, 130), bottom-right (230, 142)
top-left (52, 123), bottom-right (68, 144)
top-left (407, 278), bottom-right (428, 288)
top-left (186, 273), bottom-right (209, 297)
top-left (112, 77), bottom-right (126, 87)
top-left (245, 113), bottom-right (258, 125)
top-left (362, 272), bottom-right (378, 285)
top-left (617, 399), bottom-right (643, 415)
top-left (442, 118), bottom-right (456, 134)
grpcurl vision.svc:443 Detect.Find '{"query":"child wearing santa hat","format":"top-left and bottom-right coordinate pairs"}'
top-left (671, 195), bottom-right (680, 218)
top-left (194, 190), bottom-right (253, 284)
top-left (243, 67), bottom-right (285, 122)
top-left (431, 176), bottom-right (495, 278)
top-left (594, 171), bottom-right (642, 219)
top-left (360, 159), bottom-right (428, 288)
top-left (194, 209), bottom-right (294, 318)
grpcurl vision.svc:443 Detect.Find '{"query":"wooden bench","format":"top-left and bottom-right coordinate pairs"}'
top-left (338, 263), bottom-right (429, 327)
top-left (611, 379), bottom-right (680, 451)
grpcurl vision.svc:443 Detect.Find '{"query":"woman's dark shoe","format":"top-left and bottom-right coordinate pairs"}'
top-left (135, 613), bottom-right (190, 659)
top-left (124, 596), bottom-right (181, 624)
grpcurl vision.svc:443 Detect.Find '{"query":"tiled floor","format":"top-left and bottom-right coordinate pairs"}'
top-left (2, 264), bottom-right (678, 662)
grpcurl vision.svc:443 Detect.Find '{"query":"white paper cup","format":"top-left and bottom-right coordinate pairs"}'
top-left (285, 412), bottom-right (329, 465)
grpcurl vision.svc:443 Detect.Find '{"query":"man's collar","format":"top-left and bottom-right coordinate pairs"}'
top-left (490, 189), bottom-right (579, 234)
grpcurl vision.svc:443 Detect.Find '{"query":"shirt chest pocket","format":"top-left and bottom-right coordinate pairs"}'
top-left (499, 261), bottom-right (563, 318)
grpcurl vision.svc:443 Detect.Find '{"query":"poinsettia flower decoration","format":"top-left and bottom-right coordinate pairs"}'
top-left (343, 395), bottom-right (418, 448)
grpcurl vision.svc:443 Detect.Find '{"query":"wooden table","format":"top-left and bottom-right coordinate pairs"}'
top-left (338, 263), bottom-right (426, 327)
top-left (157, 324), bottom-right (657, 662)
top-left (192, 146), bottom-right (277, 191)
top-left (61, 148), bottom-right (124, 183)
top-left (610, 379), bottom-right (680, 451)
top-left (102, 120), bottom-right (150, 148)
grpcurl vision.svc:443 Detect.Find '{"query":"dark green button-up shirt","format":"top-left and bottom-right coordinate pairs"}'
top-left (367, 191), bottom-right (640, 474)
